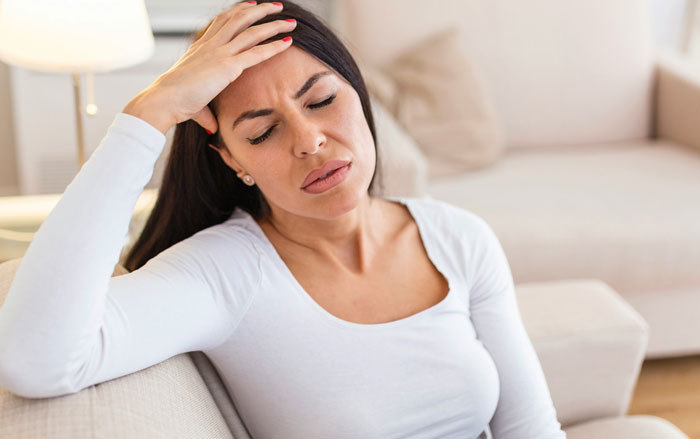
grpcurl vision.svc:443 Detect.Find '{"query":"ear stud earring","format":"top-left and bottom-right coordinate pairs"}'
top-left (242, 175), bottom-right (255, 186)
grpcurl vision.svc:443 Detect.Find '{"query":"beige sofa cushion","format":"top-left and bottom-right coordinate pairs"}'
top-left (362, 27), bottom-right (505, 178)
top-left (0, 258), bottom-right (233, 439)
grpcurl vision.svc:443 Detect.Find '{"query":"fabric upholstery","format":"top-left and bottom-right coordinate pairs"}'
top-left (331, 0), bottom-right (656, 149)
top-left (0, 258), bottom-right (234, 439)
top-left (564, 414), bottom-right (689, 439)
top-left (361, 27), bottom-right (505, 178)
top-left (0, 353), bottom-right (233, 439)
top-left (655, 50), bottom-right (700, 153)
top-left (622, 285), bottom-right (700, 360)
top-left (190, 351), bottom-right (252, 439)
top-left (516, 279), bottom-right (648, 428)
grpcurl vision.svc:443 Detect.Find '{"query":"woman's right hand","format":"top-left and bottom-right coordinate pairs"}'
top-left (122, 1), bottom-right (296, 135)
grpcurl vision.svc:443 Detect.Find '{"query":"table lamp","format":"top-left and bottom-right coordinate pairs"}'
top-left (0, 0), bottom-right (155, 170)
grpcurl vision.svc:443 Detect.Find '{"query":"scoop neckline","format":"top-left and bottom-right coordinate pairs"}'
top-left (242, 196), bottom-right (456, 331)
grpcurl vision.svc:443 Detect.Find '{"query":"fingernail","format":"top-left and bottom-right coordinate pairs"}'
top-left (285, 18), bottom-right (296, 23)
top-left (205, 128), bottom-right (213, 135)
top-left (282, 36), bottom-right (292, 42)
top-left (272, 2), bottom-right (282, 6)
top-left (247, 1), bottom-right (256, 4)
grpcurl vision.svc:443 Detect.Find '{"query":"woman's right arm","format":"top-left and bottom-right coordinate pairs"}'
top-left (0, 113), bottom-right (261, 398)
top-left (0, 1), bottom-right (295, 398)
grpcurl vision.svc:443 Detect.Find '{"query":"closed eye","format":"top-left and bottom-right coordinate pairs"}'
top-left (308, 93), bottom-right (336, 110)
top-left (247, 94), bottom-right (337, 145)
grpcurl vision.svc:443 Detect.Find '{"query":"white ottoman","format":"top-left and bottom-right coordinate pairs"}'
top-left (516, 279), bottom-right (688, 438)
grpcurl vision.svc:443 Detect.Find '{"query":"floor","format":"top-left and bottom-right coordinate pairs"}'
top-left (628, 354), bottom-right (700, 438)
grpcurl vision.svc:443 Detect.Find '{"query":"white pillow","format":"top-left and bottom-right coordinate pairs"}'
top-left (363, 27), bottom-right (505, 178)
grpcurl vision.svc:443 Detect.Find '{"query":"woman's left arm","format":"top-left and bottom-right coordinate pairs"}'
top-left (467, 216), bottom-right (567, 439)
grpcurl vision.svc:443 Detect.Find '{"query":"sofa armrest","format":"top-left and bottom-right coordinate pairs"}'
top-left (0, 258), bottom-right (234, 438)
top-left (654, 50), bottom-right (700, 152)
top-left (516, 279), bottom-right (649, 429)
top-left (0, 353), bottom-right (233, 439)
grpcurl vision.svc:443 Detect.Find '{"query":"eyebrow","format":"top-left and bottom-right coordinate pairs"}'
top-left (232, 71), bottom-right (333, 130)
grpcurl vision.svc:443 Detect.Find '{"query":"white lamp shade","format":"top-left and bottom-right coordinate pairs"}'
top-left (0, 0), bottom-right (154, 73)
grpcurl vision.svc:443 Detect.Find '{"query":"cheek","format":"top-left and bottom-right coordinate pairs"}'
top-left (254, 151), bottom-right (287, 184)
top-left (346, 97), bottom-right (376, 163)
top-left (335, 92), bottom-right (373, 147)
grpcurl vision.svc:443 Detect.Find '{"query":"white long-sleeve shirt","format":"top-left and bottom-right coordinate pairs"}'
top-left (0, 113), bottom-right (566, 439)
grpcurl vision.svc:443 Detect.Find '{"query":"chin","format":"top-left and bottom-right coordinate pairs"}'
top-left (302, 184), bottom-right (370, 219)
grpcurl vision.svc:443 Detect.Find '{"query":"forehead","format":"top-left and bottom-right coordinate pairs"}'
top-left (215, 46), bottom-right (338, 114)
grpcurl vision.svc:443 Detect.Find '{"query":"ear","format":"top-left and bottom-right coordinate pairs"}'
top-left (208, 143), bottom-right (245, 175)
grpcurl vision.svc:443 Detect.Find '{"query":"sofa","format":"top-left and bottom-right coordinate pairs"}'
top-left (329, 0), bottom-right (700, 361)
top-left (0, 256), bottom-right (688, 437)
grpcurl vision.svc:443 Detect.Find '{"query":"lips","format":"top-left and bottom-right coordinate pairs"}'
top-left (301, 159), bottom-right (351, 188)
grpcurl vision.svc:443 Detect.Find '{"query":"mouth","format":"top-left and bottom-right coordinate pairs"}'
top-left (301, 159), bottom-right (351, 189)
top-left (302, 162), bottom-right (352, 194)
top-left (304, 167), bottom-right (339, 187)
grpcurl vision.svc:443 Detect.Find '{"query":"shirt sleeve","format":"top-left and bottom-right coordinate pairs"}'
top-left (466, 215), bottom-right (566, 439)
top-left (0, 113), bottom-right (260, 399)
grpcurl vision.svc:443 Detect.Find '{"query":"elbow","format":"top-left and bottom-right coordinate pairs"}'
top-left (0, 346), bottom-right (81, 399)
top-left (0, 364), bottom-right (81, 399)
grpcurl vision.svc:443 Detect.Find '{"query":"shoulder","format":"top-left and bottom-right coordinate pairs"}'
top-left (403, 196), bottom-right (493, 240)
top-left (187, 214), bottom-right (264, 259)
top-left (402, 196), bottom-right (504, 272)
top-left (137, 213), bottom-right (265, 296)
top-left (148, 211), bottom-right (265, 276)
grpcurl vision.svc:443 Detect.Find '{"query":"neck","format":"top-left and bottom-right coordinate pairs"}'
top-left (260, 194), bottom-right (384, 275)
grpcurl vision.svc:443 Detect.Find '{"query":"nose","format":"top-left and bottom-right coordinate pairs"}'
top-left (291, 115), bottom-right (326, 157)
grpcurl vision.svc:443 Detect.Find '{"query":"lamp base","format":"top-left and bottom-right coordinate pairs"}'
top-left (72, 73), bottom-right (86, 170)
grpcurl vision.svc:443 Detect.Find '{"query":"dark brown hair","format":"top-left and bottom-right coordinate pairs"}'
top-left (122, 0), bottom-right (382, 272)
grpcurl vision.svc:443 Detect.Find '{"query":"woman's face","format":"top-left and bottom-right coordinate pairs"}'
top-left (212, 45), bottom-right (376, 220)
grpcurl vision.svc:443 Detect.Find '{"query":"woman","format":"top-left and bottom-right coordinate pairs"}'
top-left (0, 1), bottom-right (566, 438)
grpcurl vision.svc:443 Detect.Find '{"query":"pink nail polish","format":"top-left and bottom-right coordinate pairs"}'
top-left (282, 36), bottom-right (292, 42)
top-left (247, 1), bottom-right (256, 4)
top-left (285, 18), bottom-right (295, 23)
top-left (272, 2), bottom-right (282, 6)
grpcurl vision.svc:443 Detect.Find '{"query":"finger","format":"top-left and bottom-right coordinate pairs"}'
top-left (210, 1), bottom-right (284, 46)
top-left (231, 36), bottom-right (293, 72)
top-left (192, 106), bottom-right (219, 135)
top-left (225, 19), bottom-right (296, 54)
top-left (197, 1), bottom-right (257, 45)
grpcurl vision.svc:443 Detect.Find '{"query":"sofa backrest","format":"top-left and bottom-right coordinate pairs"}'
top-left (331, 0), bottom-right (656, 149)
